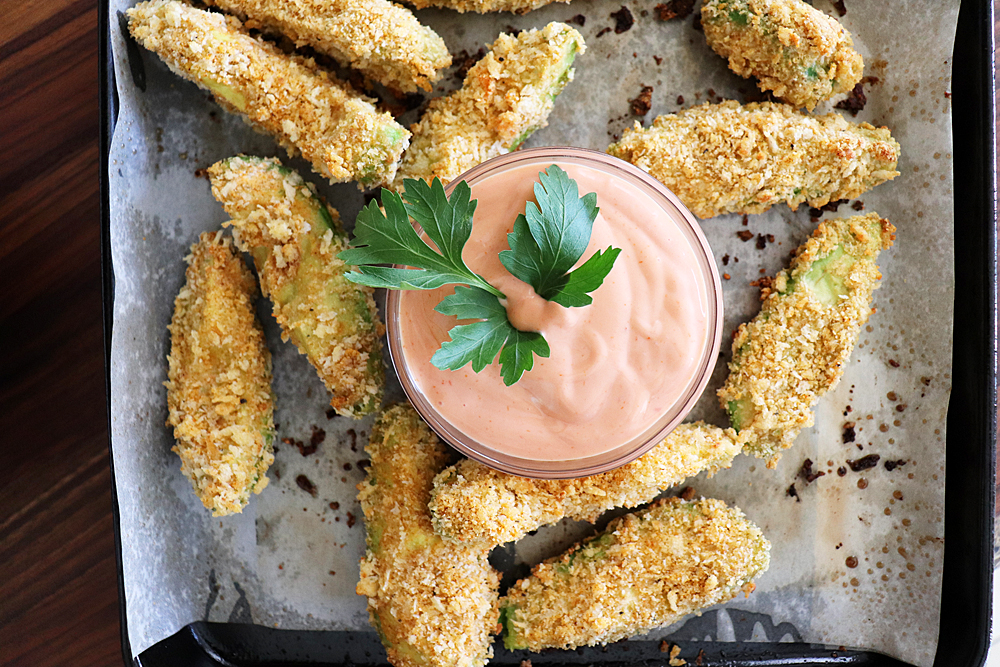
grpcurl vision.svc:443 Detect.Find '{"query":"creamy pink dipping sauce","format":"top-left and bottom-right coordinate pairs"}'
top-left (395, 154), bottom-right (716, 466)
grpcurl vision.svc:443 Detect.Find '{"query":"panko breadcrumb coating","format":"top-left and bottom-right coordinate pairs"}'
top-left (165, 231), bottom-right (275, 516)
top-left (429, 422), bottom-right (742, 546)
top-left (202, 0), bottom-right (451, 93)
top-left (208, 155), bottom-right (384, 418)
top-left (500, 497), bottom-right (770, 650)
top-left (406, 0), bottom-right (566, 14)
top-left (719, 213), bottom-right (895, 467)
top-left (127, 0), bottom-right (409, 187)
top-left (357, 404), bottom-right (500, 667)
top-left (702, 0), bottom-right (864, 110)
top-left (607, 101), bottom-right (900, 219)
top-left (392, 23), bottom-right (584, 190)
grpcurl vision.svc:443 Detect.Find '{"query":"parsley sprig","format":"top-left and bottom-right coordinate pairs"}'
top-left (340, 166), bottom-right (620, 385)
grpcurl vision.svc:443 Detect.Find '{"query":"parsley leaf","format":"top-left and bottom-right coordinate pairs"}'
top-left (499, 165), bottom-right (620, 307)
top-left (431, 286), bottom-right (550, 386)
top-left (338, 178), bottom-right (503, 298)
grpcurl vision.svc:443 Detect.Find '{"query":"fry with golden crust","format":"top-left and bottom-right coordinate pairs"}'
top-left (208, 155), bottom-right (384, 418)
top-left (393, 23), bottom-right (584, 190)
top-left (127, 0), bottom-right (409, 187)
top-left (357, 404), bottom-right (500, 667)
top-left (429, 422), bottom-right (742, 546)
top-left (202, 0), bottom-right (451, 93)
top-left (165, 231), bottom-right (275, 516)
top-left (607, 100), bottom-right (900, 219)
top-left (702, 0), bottom-right (864, 110)
top-left (500, 497), bottom-right (770, 650)
top-left (719, 213), bottom-right (895, 467)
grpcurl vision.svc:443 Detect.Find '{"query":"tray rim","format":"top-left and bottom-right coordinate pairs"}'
top-left (99, 0), bottom-right (997, 664)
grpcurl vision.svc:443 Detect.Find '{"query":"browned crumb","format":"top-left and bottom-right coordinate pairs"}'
top-left (630, 85), bottom-right (654, 116)
top-left (835, 82), bottom-right (868, 116)
top-left (611, 6), bottom-right (634, 32)
top-left (655, 0), bottom-right (695, 20)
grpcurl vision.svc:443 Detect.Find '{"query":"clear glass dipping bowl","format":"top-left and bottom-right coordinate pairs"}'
top-left (385, 147), bottom-right (723, 479)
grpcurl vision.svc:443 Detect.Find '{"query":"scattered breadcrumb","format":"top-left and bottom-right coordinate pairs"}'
top-left (719, 213), bottom-right (895, 466)
top-left (500, 498), bottom-right (770, 650)
top-left (165, 232), bottom-right (275, 516)
top-left (357, 404), bottom-right (499, 667)
top-left (655, 0), bottom-right (695, 20)
top-left (607, 101), bottom-right (900, 219)
top-left (701, 0), bottom-right (863, 110)
top-left (127, 0), bottom-right (409, 187)
top-left (393, 23), bottom-right (584, 190)
top-left (430, 422), bottom-right (742, 546)
top-left (208, 155), bottom-right (385, 417)
top-left (202, 0), bottom-right (451, 93)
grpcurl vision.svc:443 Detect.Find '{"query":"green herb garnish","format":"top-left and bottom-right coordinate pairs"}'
top-left (340, 168), bottom-right (620, 385)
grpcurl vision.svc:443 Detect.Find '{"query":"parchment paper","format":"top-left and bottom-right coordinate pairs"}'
top-left (108, 1), bottom-right (956, 664)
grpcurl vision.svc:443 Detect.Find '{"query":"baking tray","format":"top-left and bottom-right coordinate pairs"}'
top-left (99, 0), bottom-right (997, 664)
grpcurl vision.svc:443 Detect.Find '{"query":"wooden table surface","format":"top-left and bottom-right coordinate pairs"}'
top-left (0, 2), bottom-right (994, 666)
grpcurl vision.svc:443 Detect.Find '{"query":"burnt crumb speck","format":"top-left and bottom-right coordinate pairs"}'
top-left (749, 276), bottom-right (773, 295)
top-left (696, 649), bottom-right (706, 667)
top-left (653, 55), bottom-right (663, 65)
top-left (721, 254), bottom-right (730, 266)
top-left (346, 512), bottom-right (356, 528)
top-left (654, 0), bottom-right (694, 21)
top-left (800, 458), bottom-right (826, 484)
top-left (842, 422), bottom-right (856, 443)
top-left (194, 167), bottom-right (209, 179)
top-left (329, 501), bottom-right (340, 510)
top-left (737, 230), bottom-right (754, 242)
top-left (852, 200), bottom-right (865, 211)
top-left (787, 483), bottom-right (800, 502)
top-left (679, 486), bottom-right (696, 500)
top-left (453, 48), bottom-right (486, 81)
top-left (888, 359), bottom-right (900, 368)
top-left (310, 425), bottom-right (326, 445)
top-left (837, 466), bottom-right (848, 476)
top-left (835, 82), bottom-right (868, 116)
top-left (296, 474), bottom-right (318, 497)
top-left (847, 454), bottom-right (880, 472)
top-left (755, 233), bottom-right (774, 249)
top-left (629, 85), bottom-right (654, 116)
top-left (831, 0), bottom-right (847, 16)
top-left (282, 436), bottom-right (317, 457)
top-left (346, 428), bottom-right (358, 451)
top-left (676, 95), bottom-right (685, 105)
top-left (610, 6), bottom-right (634, 33)
top-left (567, 13), bottom-right (586, 26)
top-left (596, 26), bottom-right (612, 38)
top-left (884, 459), bottom-right (908, 471)
top-left (741, 215), bottom-right (749, 226)
top-left (343, 462), bottom-right (353, 471)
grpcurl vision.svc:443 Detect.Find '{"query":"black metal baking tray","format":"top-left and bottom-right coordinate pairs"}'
top-left (100, 0), bottom-right (997, 664)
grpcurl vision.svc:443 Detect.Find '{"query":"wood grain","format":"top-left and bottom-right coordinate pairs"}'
top-left (0, 1), bottom-right (995, 666)
top-left (0, 0), bottom-right (121, 663)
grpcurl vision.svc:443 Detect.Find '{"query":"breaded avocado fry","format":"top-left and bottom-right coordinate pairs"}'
top-left (357, 404), bottom-right (500, 667)
top-left (607, 101), bottom-right (900, 220)
top-left (429, 422), bottom-right (742, 546)
top-left (165, 231), bottom-right (275, 516)
top-left (702, 0), bottom-right (864, 110)
top-left (500, 497), bottom-right (770, 650)
top-left (393, 23), bottom-right (584, 189)
top-left (719, 213), bottom-right (895, 467)
top-left (208, 155), bottom-right (384, 418)
top-left (127, 0), bottom-right (409, 187)
top-left (202, 0), bottom-right (451, 93)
